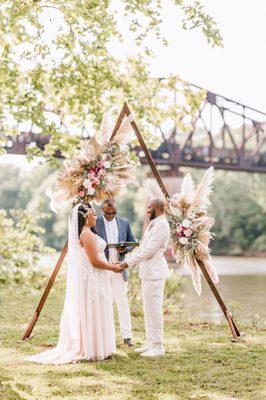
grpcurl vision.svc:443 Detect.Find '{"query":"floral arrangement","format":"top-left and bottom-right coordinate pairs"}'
top-left (146, 168), bottom-right (219, 295)
top-left (47, 110), bottom-right (135, 211)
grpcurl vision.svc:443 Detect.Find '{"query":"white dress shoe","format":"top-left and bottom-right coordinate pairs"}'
top-left (134, 344), bottom-right (149, 353)
top-left (140, 348), bottom-right (165, 357)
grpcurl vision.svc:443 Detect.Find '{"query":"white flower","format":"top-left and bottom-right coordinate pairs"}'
top-left (87, 187), bottom-right (95, 195)
top-left (179, 237), bottom-right (188, 245)
top-left (103, 161), bottom-right (111, 169)
top-left (182, 219), bottom-right (192, 228)
top-left (184, 229), bottom-right (192, 237)
top-left (83, 179), bottom-right (95, 195)
top-left (83, 179), bottom-right (93, 190)
top-left (102, 153), bottom-right (107, 160)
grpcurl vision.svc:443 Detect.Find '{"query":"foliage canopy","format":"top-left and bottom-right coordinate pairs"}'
top-left (0, 0), bottom-right (222, 164)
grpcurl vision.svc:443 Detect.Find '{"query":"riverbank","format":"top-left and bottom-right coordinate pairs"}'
top-left (0, 283), bottom-right (265, 400)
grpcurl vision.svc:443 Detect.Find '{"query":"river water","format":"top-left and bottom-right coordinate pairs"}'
top-left (172, 256), bottom-right (266, 323)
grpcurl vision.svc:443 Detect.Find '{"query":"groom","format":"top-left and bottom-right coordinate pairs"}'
top-left (120, 198), bottom-right (170, 357)
top-left (95, 198), bottom-right (136, 347)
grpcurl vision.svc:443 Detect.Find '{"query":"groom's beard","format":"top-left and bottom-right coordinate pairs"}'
top-left (149, 209), bottom-right (156, 221)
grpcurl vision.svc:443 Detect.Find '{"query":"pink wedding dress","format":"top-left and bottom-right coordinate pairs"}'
top-left (26, 206), bottom-right (116, 364)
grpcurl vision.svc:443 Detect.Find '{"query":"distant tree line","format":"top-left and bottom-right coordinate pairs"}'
top-left (0, 163), bottom-right (265, 256)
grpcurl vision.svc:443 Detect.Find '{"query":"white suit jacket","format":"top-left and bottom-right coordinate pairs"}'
top-left (125, 214), bottom-right (170, 280)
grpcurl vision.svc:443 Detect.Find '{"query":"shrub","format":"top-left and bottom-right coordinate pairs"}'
top-left (0, 209), bottom-right (54, 288)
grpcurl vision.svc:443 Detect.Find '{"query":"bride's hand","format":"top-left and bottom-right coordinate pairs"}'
top-left (111, 263), bottom-right (124, 273)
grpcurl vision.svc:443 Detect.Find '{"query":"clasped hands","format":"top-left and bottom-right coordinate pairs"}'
top-left (111, 261), bottom-right (129, 273)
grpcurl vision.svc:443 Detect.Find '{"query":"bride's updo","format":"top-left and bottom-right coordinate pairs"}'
top-left (78, 203), bottom-right (95, 237)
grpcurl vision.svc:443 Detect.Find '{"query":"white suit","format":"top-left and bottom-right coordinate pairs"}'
top-left (125, 214), bottom-right (170, 350)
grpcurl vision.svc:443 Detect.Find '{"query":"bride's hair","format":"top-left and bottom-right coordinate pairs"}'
top-left (78, 204), bottom-right (96, 237)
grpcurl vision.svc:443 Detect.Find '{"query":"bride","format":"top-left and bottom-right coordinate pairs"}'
top-left (26, 203), bottom-right (124, 364)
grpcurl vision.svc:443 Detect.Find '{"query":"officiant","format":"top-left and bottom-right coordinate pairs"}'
top-left (95, 198), bottom-right (136, 347)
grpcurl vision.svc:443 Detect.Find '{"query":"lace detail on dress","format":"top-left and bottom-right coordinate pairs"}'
top-left (80, 233), bottom-right (110, 301)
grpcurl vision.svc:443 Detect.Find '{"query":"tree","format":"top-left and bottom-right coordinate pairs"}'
top-left (209, 171), bottom-right (266, 255)
top-left (0, 1), bottom-right (222, 164)
top-left (0, 208), bottom-right (53, 286)
top-left (0, 165), bottom-right (25, 211)
top-left (0, 164), bottom-right (69, 249)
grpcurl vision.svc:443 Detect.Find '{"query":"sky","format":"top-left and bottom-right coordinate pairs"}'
top-left (1, 0), bottom-right (265, 169)
top-left (111, 0), bottom-right (266, 111)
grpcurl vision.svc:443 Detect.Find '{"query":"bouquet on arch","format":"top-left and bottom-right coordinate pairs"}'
top-left (146, 167), bottom-right (219, 295)
top-left (47, 109), bottom-right (136, 211)
top-left (168, 167), bottom-right (219, 295)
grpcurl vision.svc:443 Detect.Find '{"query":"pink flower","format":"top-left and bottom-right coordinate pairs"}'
top-left (97, 160), bottom-right (105, 167)
top-left (176, 223), bottom-right (182, 233)
top-left (87, 171), bottom-right (95, 179)
top-left (184, 228), bottom-right (192, 237)
top-left (176, 231), bottom-right (183, 238)
top-left (79, 190), bottom-right (85, 197)
top-left (98, 168), bottom-right (106, 177)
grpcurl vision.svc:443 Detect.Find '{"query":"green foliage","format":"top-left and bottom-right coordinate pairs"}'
top-left (251, 235), bottom-right (266, 253)
top-left (0, 163), bottom-right (69, 250)
top-left (182, 0), bottom-right (223, 47)
top-left (0, 208), bottom-right (53, 287)
top-left (0, 165), bottom-right (26, 210)
top-left (0, 1), bottom-right (222, 164)
top-left (209, 172), bottom-right (266, 256)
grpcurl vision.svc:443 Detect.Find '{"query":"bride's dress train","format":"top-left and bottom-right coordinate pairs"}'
top-left (25, 205), bottom-right (116, 364)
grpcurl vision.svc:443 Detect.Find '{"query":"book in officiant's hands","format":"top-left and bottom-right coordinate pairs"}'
top-left (106, 241), bottom-right (139, 249)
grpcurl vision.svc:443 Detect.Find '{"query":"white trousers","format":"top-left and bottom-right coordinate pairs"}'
top-left (142, 279), bottom-right (165, 350)
top-left (110, 272), bottom-right (132, 339)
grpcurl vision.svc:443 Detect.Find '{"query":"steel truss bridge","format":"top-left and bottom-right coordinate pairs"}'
top-left (4, 84), bottom-right (266, 174)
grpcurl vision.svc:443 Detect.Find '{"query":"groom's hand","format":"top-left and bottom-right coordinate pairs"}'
top-left (120, 261), bottom-right (129, 269)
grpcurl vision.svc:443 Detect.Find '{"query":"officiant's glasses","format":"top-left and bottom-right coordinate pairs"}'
top-left (103, 211), bottom-right (117, 216)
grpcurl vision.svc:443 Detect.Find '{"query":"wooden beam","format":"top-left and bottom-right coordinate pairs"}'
top-left (21, 241), bottom-right (68, 340)
top-left (22, 101), bottom-right (241, 341)
top-left (123, 103), bottom-right (170, 200)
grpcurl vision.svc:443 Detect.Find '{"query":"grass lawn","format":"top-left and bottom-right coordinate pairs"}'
top-left (0, 280), bottom-right (265, 400)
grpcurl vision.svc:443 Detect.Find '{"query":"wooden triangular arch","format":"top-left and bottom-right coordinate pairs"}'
top-left (22, 103), bottom-right (241, 341)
